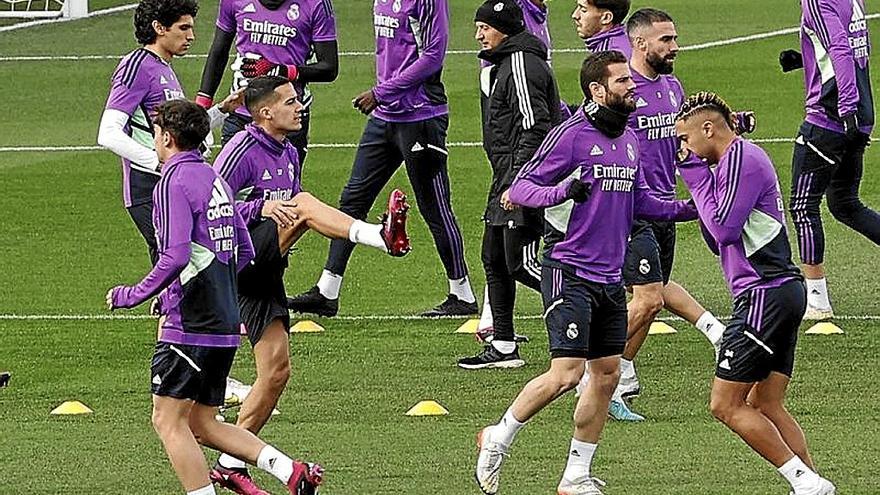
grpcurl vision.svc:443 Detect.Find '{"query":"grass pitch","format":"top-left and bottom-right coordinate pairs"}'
top-left (1, 1), bottom-right (879, 493)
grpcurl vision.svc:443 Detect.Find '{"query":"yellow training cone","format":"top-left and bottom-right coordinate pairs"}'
top-left (454, 319), bottom-right (480, 334)
top-left (648, 322), bottom-right (677, 335)
top-left (50, 401), bottom-right (93, 415)
top-left (805, 322), bottom-right (844, 335)
top-left (290, 320), bottom-right (324, 333)
top-left (405, 400), bottom-right (449, 416)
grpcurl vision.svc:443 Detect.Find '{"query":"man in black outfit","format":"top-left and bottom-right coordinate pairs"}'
top-left (459, 0), bottom-right (562, 369)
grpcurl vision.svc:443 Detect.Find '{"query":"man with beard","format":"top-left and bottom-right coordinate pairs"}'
top-left (577, 8), bottom-right (730, 422)
top-left (473, 51), bottom-right (698, 495)
top-left (572, 0), bottom-right (631, 56)
top-left (459, 0), bottom-right (561, 369)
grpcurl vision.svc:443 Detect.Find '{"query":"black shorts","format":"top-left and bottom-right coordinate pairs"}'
top-left (623, 220), bottom-right (676, 286)
top-left (127, 202), bottom-right (158, 265)
top-left (237, 219), bottom-right (290, 346)
top-left (716, 279), bottom-right (806, 383)
top-left (541, 262), bottom-right (628, 360)
top-left (150, 342), bottom-right (236, 407)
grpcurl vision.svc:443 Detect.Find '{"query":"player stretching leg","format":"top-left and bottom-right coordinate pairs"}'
top-left (781, 0), bottom-right (880, 320)
top-left (474, 52), bottom-right (697, 495)
top-left (208, 75), bottom-right (409, 494)
top-left (675, 92), bottom-right (836, 495)
top-left (107, 100), bottom-right (323, 495)
top-left (287, 0), bottom-right (477, 318)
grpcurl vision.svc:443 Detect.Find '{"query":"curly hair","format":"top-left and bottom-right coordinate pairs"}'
top-left (154, 100), bottom-right (209, 151)
top-left (676, 91), bottom-right (735, 130)
top-left (134, 0), bottom-right (199, 45)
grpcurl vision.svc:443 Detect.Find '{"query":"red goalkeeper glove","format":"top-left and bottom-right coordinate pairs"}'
top-left (194, 92), bottom-right (214, 109)
top-left (241, 57), bottom-right (299, 81)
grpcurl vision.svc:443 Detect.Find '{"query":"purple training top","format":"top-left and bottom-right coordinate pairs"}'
top-left (213, 123), bottom-right (303, 226)
top-left (508, 103), bottom-right (697, 284)
top-left (629, 69), bottom-right (685, 200)
top-left (584, 24), bottom-right (632, 58)
top-left (104, 48), bottom-right (185, 207)
top-left (217, 0), bottom-right (337, 116)
top-left (372, 0), bottom-right (449, 122)
top-left (111, 149), bottom-right (255, 347)
top-left (678, 138), bottom-right (801, 298)
top-left (800, 0), bottom-right (873, 134)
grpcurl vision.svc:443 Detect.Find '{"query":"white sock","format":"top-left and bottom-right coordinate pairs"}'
top-left (217, 453), bottom-right (247, 470)
top-left (562, 438), bottom-right (598, 484)
top-left (695, 311), bottom-right (725, 347)
top-left (348, 220), bottom-right (386, 250)
top-left (491, 340), bottom-right (516, 354)
top-left (492, 408), bottom-right (525, 447)
top-left (449, 276), bottom-right (476, 303)
top-left (478, 286), bottom-right (494, 331)
top-left (256, 445), bottom-right (295, 484)
top-left (805, 278), bottom-right (832, 310)
top-left (187, 485), bottom-right (217, 495)
top-left (778, 456), bottom-right (821, 493)
top-left (619, 358), bottom-right (635, 379)
top-left (317, 269), bottom-right (342, 300)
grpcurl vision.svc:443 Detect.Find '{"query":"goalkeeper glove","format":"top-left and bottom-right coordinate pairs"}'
top-left (779, 50), bottom-right (803, 72)
top-left (194, 92), bottom-right (214, 109)
top-left (241, 57), bottom-right (299, 81)
top-left (565, 179), bottom-right (592, 203)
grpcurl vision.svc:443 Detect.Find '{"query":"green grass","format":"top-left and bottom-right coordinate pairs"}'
top-left (1, 1), bottom-right (879, 494)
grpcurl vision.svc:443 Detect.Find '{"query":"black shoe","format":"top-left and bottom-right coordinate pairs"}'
top-left (458, 345), bottom-right (525, 370)
top-left (420, 294), bottom-right (479, 317)
top-left (287, 286), bottom-right (339, 317)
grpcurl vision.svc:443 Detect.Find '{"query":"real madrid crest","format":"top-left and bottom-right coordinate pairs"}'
top-left (392, 0), bottom-right (401, 13)
top-left (626, 143), bottom-right (636, 162)
top-left (287, 3), bottom-right (299, 21)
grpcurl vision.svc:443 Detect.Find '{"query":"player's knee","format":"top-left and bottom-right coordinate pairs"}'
top-left (549, 367), bottom-right (584, 393)
top-left (151, 406), bottom-right (180, 439)
top-left (633, 291), bottom-right (664, 318)
top-left (709, 393), bottom-right (739, 424)
top-left (827, 195), bottom-right (861, 224)
top-left (590, 366), bottom-right (620, 396)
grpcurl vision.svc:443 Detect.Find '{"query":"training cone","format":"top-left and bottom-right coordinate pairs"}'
top-left (454, 319), bottom-right (480, 334)
top-left (805, 322), bottom-right (844, 335)
top-left (405, 400), bottom-right (449, 416)
top-left (648, 322), bottom-right (678, 335)
top-left (290, 320), bottom-right (325, 333)
top-left (50, 400), bottom-right (93, 415)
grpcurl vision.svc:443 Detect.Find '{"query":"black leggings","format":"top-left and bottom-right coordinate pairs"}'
top-left (482, 224), bottom-right (542, 342)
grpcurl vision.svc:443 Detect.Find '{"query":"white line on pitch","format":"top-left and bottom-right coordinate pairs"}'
top-left (3, 13), bottom-right (878, 61)
top-left (1, 313), bottom-right (878, 322)
top-left (0, 137), bottom-right (857, 153)
top-left (0, 3), bottom-right (136, 33)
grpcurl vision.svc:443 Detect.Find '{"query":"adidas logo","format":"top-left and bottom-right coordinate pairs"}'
top-left (719, 358), bottom-right (731, 370)
top-left (268, 457), bottom-right (277, 469)
top-left (262, 169), bottom-right (272, 181)
top-left (242, 2), bottom-right (256, 12)
top-left (589, 145), bottom-right (604, 156)
top-left (411, 142), bottom-right (424, 152)
top-left (159, 75), bottom-right (168, 84)
top-left (636, 96), bottom-right (649, 108)
top-left (795, 469), bottom-right (805, 478)
top-left (207, 178), bottom-right (234, 221)
top-left (570, 450), bottom-right (580, 457)
top-left (810, 289), bottom-right (820, 295)
top-left (152, 374), bottom-right (162, 385)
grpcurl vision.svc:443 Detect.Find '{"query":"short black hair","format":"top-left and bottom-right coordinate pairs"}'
top-left (154, 100), bottom-right (210, 150)
top-left (626, 8), bottom-right (673, 36)
top-left (245, 75), bottom-right (291, 116)
top-left (580, 50), bottom-right (628, 97)
top-left (587, 0), bottom-right (630, 25)
top-left (134, 0), bottom-right (198, 45)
